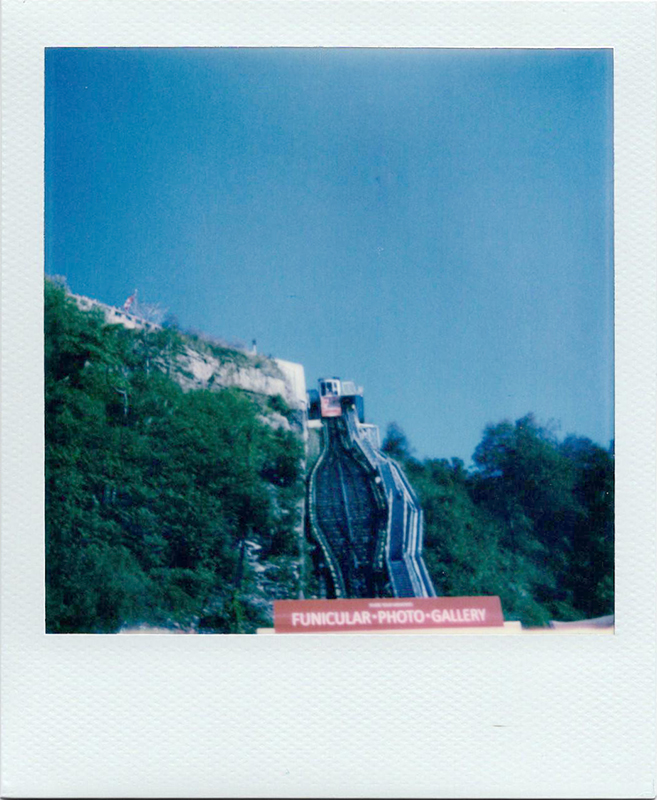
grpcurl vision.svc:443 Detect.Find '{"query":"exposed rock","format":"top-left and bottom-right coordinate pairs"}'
top-left (71, 292), bottom-right (307, 415)
top-left (242, 540), bottom-right (300, 625)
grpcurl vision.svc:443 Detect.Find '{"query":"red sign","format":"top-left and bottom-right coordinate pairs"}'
top-left (274, 596), bottom-right (504, 633)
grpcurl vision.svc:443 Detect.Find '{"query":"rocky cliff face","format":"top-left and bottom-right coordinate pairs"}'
top-left (72, 292), bottom-right (308, 434)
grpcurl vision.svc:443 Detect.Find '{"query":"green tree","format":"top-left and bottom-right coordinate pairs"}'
top-left (559, 436), bottom-right (614, 617)
top-left (471, 415), bottom-right (587, 618)
top-left (382, 422), bottom-right (412, 461)
top-left (405, 457), bottom-right (552, 625)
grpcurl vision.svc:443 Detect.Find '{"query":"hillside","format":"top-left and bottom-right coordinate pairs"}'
top-left (45, 278), bottom-right (308, 633)
top-left (382, 419), bottom-right (614, 625)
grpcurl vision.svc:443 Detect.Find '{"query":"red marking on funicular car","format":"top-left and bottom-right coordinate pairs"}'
top-left (320, 395), bottom-right (342, 417)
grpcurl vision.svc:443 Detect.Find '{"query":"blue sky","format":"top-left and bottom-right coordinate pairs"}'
top-left (45, 48), bottom-right (613, 463)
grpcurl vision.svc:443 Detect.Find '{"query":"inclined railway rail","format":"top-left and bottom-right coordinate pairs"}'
top-left (310, 417), bottom-right (387, 598)
top-left (308, 402), bottom-right (435, 600)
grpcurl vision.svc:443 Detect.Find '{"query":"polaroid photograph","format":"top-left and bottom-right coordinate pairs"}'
top-left (2, 1), bottom-right (656, 797)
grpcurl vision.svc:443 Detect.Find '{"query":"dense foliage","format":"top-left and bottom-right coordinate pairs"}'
top-left (45, 280), bottom-right (304, 633)
top-left (383, 417), bottom-right (613, 625)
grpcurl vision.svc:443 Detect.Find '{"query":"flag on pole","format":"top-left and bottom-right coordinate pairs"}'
top-left (123, 290), bottom-right (137, 312)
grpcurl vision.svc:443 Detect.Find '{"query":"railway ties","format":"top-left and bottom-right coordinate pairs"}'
top-left (313, 418), bottom-right (382, 598)
top-left (308, 406), bottom-right (435, 600)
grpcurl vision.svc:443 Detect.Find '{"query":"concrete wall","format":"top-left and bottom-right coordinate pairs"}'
top-left (274, 358), bottom-right (308, 411)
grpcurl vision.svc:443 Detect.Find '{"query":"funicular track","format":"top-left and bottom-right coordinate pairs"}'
top-left (340, 408), bottom-right (436, 599)
top-left (307, 391), bottom-right (435, 600)
top-left (309, 417), bottom-right (387, 598)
